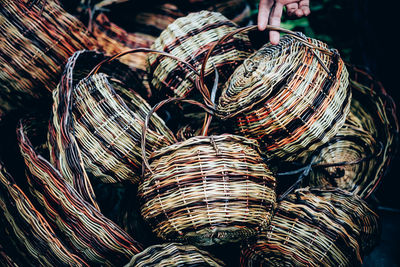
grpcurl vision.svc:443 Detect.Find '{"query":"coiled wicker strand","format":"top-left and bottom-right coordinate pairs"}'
top-left (147, 11), bottom-right (254, 100)
top-left (139, 98), bottom-right (277, 246)
top-left (217, 32), bottom-right (351, 161)
top-left (124, 243), bottom-right (225, 267)
top-left (240, 187), bottom-right (379, 266)
top-left (304, 66), bottom-right (399, 198)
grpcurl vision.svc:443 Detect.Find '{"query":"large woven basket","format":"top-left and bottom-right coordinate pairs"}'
top-left (49, 50), bottom-right (175, 187)
top-left (216, 27), bottom-right (351, 161)
top-left (304, 65), bottom-right (399, 198)
top-left (0, 0), bottom-right (96, 115)
top-left (124, 243), bottom-right (224, 267)
top-left (18, 119), bottom-right (144, 265)
top-left (240, 187), bottom-right (379, 266)
top-left (147, 11), bottom-right (254, 100)
top-left (139, 98), bottom-right (277, 246)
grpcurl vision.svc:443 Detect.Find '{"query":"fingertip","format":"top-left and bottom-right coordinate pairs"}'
top-left (295, 9), bottom-right (304, 17)
top-left (270, 31), bottom-right (280, 45)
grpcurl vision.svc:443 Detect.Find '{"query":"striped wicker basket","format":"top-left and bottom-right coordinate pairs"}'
top-left (139, 98), bottom-right (277, 246)
top-left (0, 0), bottom-right (96, 115)
top-left (49, 49), bottom-right (175, 187)
top-left (124, 243), bottom-right (225, 267)
top-left (216, 27), bottom-right (351, 161)
top-left (18, 119), bottom-right (144, 266)
top-left (147, 11), bottom-right (255, 100)
top-left (304, 65), bottom-right (399, 199)
top-left (240, 187), bottom-right (379, 266)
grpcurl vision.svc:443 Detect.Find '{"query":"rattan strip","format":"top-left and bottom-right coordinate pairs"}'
top-left (147, 11), bottom-right (254, 99)
top-left (139, 134), bottom-right (276, 246)
top-left (306, 66), bottom-right (399, 198)
top-left (0, 161), bottom-right (89, 267)
top-left (0, 0), bottom-right (95, 114)
top-left (217, 34), bottom-right (350, 161)
top-left (124, 243), bottom-right (225, 267)
top-left (17, 122), bottom-right (143, 265)
top-left (240, 188), bottom-right (379, 266)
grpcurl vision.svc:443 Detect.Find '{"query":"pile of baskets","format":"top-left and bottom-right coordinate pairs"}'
top-left (0, 1), bottom-right (398, 266)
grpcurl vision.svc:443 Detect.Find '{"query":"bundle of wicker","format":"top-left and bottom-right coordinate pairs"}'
top-left (0, 0), bottom-right (96, 115)
top-left (18, 119), bottom-right (144, 266)
top-left (139, 98), bottom-right (277, 246)
top-left (0, 161), bottom-right (89, 267)
top-left (124, 243), bottom-right (225, 266)
top-left (216, 27), bottom-right (351, 161)
top-left (304, 66), bottom-right (399, 199)
top-left (49, 50), bottom-right (174, 190)
top-left (240, 187), bottom-right (379, 266)
top-left (147, 11), bottom-right (254, 100)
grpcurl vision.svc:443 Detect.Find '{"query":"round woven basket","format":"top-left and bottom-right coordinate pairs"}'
top-left (147, 11), bottom-right (254, 100)
top-left (303, 65), bottom-right (399, 199)
top-left (139, 98), bottom-right (277, 246)
top-left (216, 28), bottom-right (351, 161)
top-left (49, 49), bottom-right (175, 185)
top-left (124, 243), bottom-right (224, 267)
top-left (240, 187), bottom-right (379, 266)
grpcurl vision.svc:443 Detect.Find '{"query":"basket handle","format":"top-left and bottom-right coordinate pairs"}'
top-left (197, 25), bottom-right (335, 105)
top-left (141, 97), bottom-right (214, 175)
top-left (86, 48), bottom-right (200, 78)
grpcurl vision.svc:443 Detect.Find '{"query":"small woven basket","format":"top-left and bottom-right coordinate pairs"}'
top-left (147, 11), bottom-right (254, 100)
top-left (240, 187), bottom-right (379, 266)
top-left (304, 65), bottom-right (399, 199)
top-left (124, 243), bottom-right (225, 267)
top-left (139, 98), bottom-right (277, 246)
top-left (216, 27), bottom-right (351, 161)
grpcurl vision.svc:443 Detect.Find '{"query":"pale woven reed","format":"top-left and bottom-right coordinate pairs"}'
top-left (240, 187), bottom-right (379, 266)
top-left (0, 0), bottom-right (96, 114)
top-left (217, 34), bottom-right (351, 161)
top-left (0, 160), bottom-right (89, 267)
top-left (124, 243), bottom-right (225, 267)
top-left (147, 11), bottom-right (254, 99)
top-left (140, 98), bottom-right (276, 246)
top-left (18, 121), bottom-right (144, 265)
top-left (305, 65), bottom-right (399, 198)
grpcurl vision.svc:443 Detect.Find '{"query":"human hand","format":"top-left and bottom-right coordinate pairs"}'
top-left (258, 0), bottom-right (310, 45)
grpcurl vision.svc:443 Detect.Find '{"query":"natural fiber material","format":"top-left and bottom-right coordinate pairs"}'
top-left (140, 116), bottom-right (277, 246)
top-left (0, 161), bottom-right (89, 267)
top-left (124, 243), bottom-right (225, 267)
top-left (240, 187), bottom-right (379, 266)
top-left (0, 0), bottom-right (96, 114)
top-left (305, 66), bottom-right (399, 198)
top-left (18, 121), bottom-right (144, 265)
top-left (147, 11), bottom-right (254, 100)
top-left (217, 34), bottom-right (351, 161)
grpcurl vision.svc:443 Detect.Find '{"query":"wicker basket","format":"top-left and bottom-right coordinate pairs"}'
top-left (215, 26), bottom-right (351, 161)
top-left (18, 119), bottom-right (144, 265)
top-left (49, 50), bottom-right (174, 188)
top-left (139, 98), bottom-right (277, 246)
top-left (0, 160), bottom-right (89, 267)
top-left (124, 243), bottom-right (225, 266)
top-left (240, 187), bottom-right (379, 266)
top-left (304, 65), bottom-right (399, 199)
top-left (147, 11), bottom-right (254, 100)
top-left (0, 0), bottom-right (96, 115)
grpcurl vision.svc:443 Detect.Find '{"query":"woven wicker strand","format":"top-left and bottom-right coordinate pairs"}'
top-left (215, 27), bottom-right (351, 161)
top-left (304, 65), bottom-right (399, 198)
top-left (18, 120), bottom-right (144, 265)
top-left (147, 11), bottom-right (254, 100)
top-left (240, 187), bottom-right (379, 266)
top-left (124, 243), bottom-right (225, 267)
top-left (139, 98), bottom-right (277, 246)
top-left (0, 161), bottom-right (89, 267)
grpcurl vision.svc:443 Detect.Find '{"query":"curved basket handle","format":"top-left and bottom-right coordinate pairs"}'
top-left (141, 97), bottom-right (214, 176)
top-left (197, 25), bottom-right (335, 105)
top-left (86, 48), bottom-right (200, 78)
